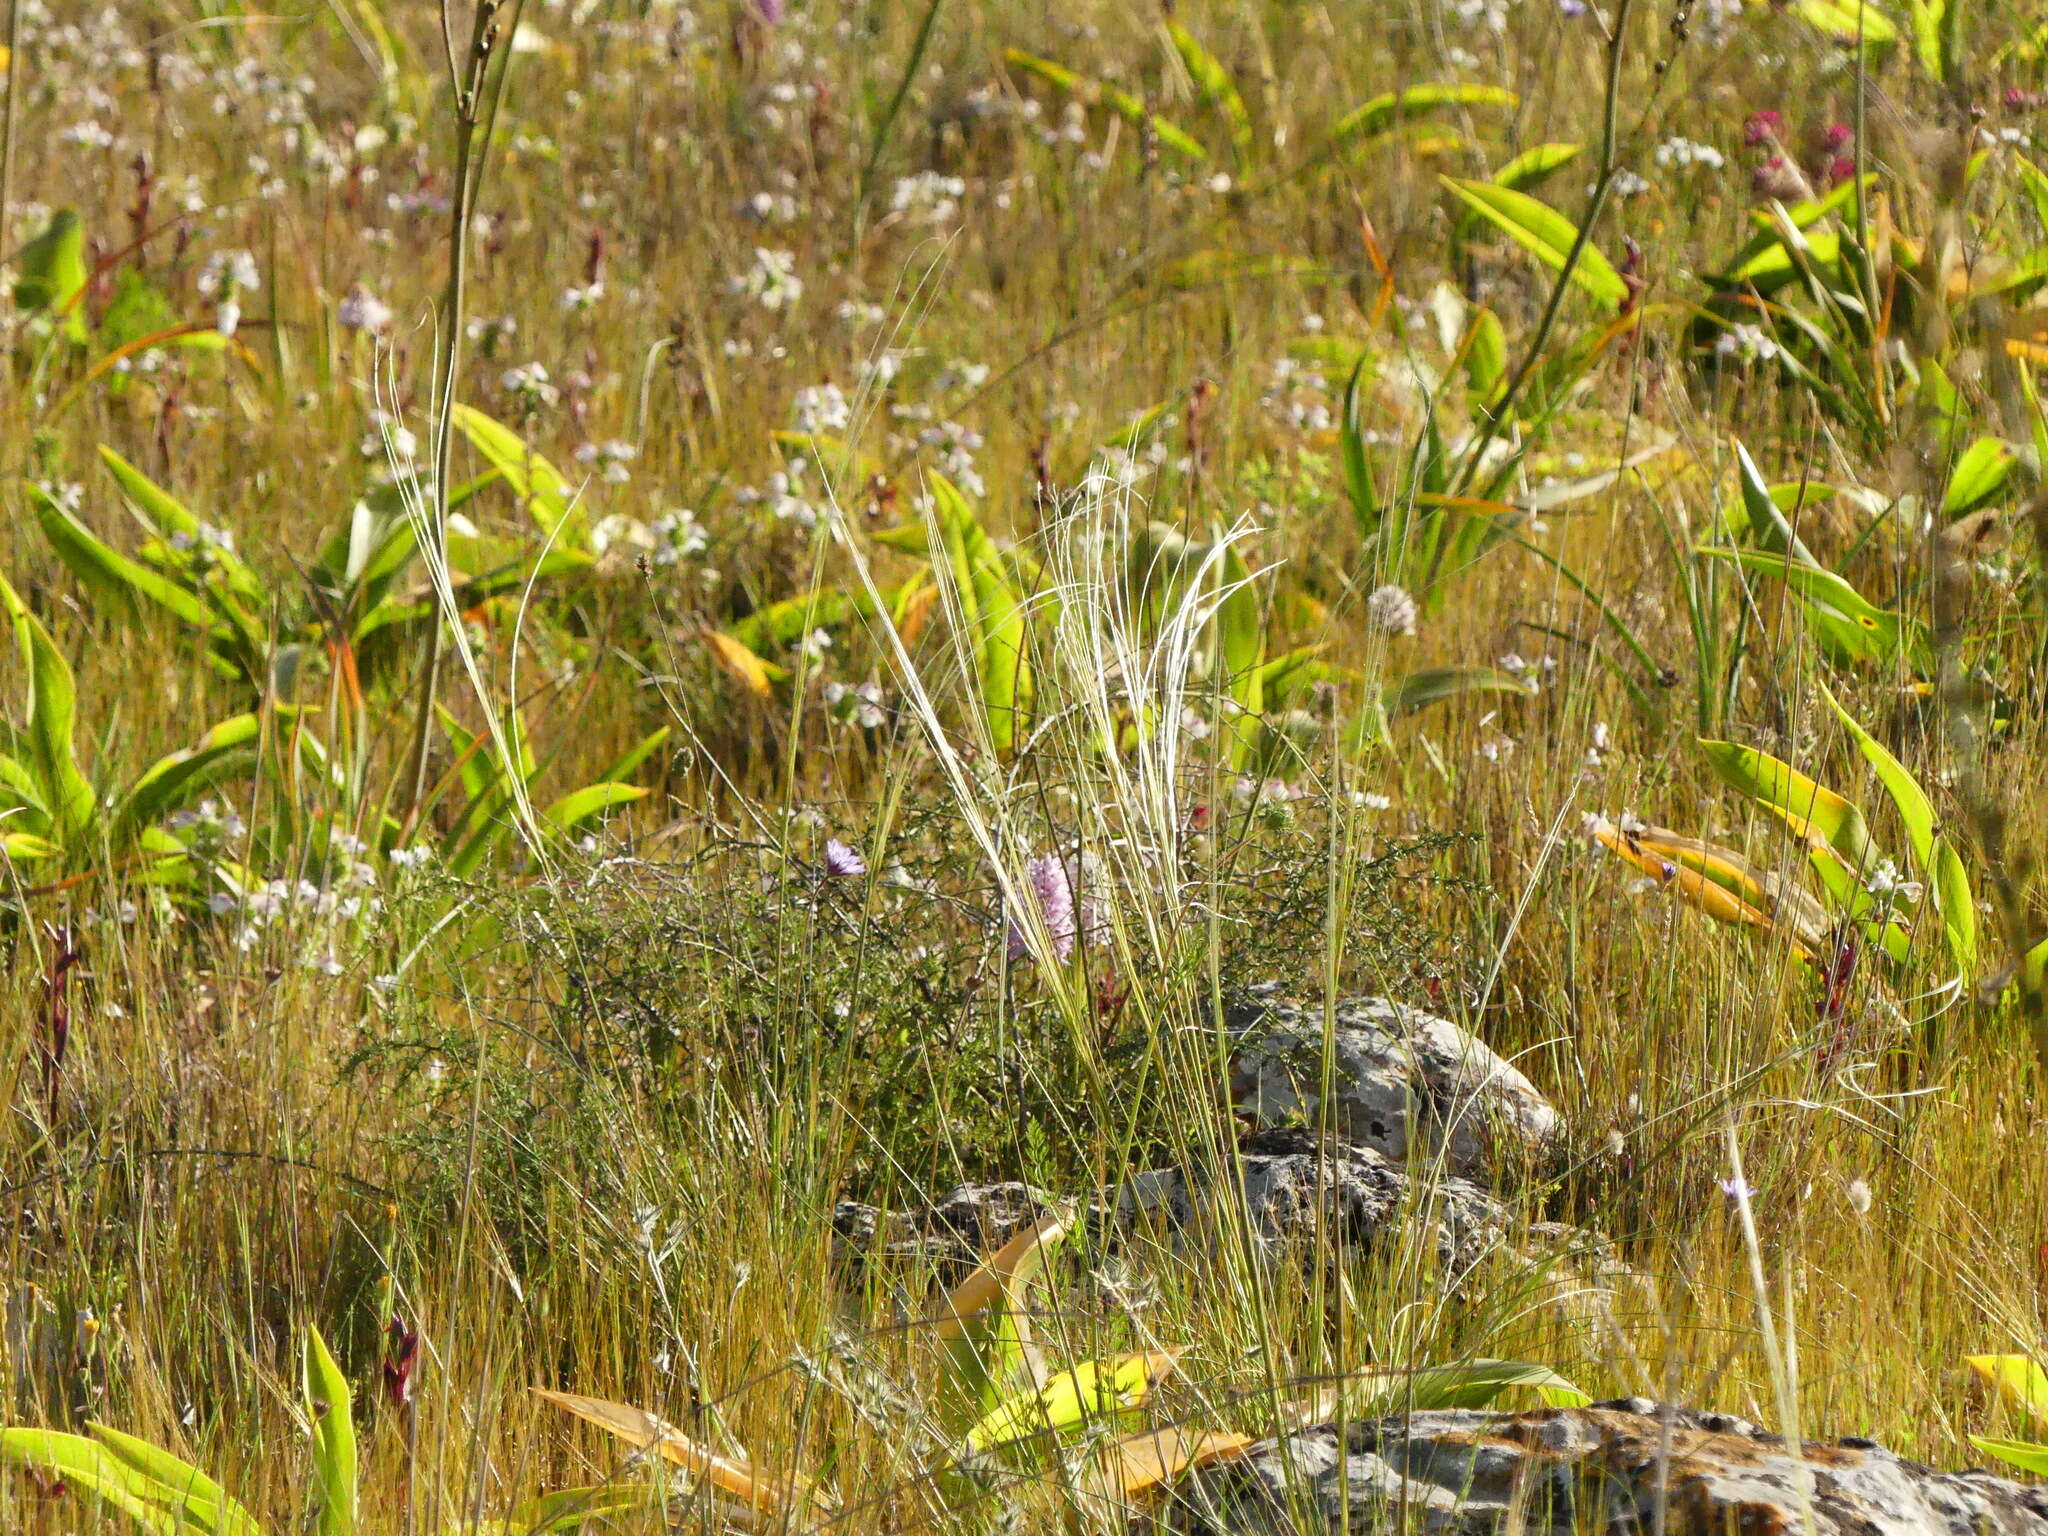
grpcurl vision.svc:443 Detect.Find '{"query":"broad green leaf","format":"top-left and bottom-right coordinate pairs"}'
top-left (2017, 155), bottom-right (2048, 237)
top-left (113, 713), bottom-right (262, 846)
top-left (1701, 739), bottom-right (1876, 869)
top-left (1970, 1437), bottom-right (2048, 1476)
top-left (1816, 679), bottom-right (1934, 868)
top-left (0, 570), bottom-right (96, 847)
top-left (1463, 309), bottom-right (1508, 402)
top-left (1900, 0), bottom-right (1941, 78)
top-left (3, 830), bottom-right (60, 861)
top-left (1384, 666), bottom-right (1534, 720)
top-left (100, 445), bottom-right (204, 540)
top-left (965, 1351), bottom-right (1178, 1454)
top-left (303, 1327), bottom-right (358, 1536)
top-left (1732, 441), bottom-right (1818, 563)
top-left (1795, 0), bottom-right (1900, 44)
top-left (0, 1429), bottom-right (190, 1536)
top-left (1004, 49), bottom-right (1207, 160)
top-left (1943, 437), bottom-right (2017, 515)
top-left (29, 484), bottom-right (216, 630)
top-left (927, 474), bottom-right (1033, 755)
top-left (1929, 835), bottom-right (1976, 972)
top-left (98, 448), bottom-right (268, 604)
top-left (601, 725), bottom-right (671, 785)
top-left (1333, 83), bottom-right (1516, 145)
top-left (2025, 934), bottom-right (2048, 993)
top-left (451, 404), bottom-right (583, 537)
top-left (1165, 22), bottom-right (1250, 157)
top-left (1490, 142), bottom-right (1583, 193)
top-left (1340, 359), bottom-right (1378, 541)
top-left (86, 1422), bottom-right (265, 1536)
top-left (1437, 178), bottom-right (1628, 309)
top-left (13, 209), bottom-right (90, 341)
top-left (540, 781), bottom-right (648, 835)
top-left (1967, 1355), bottom-right (2048, 1425)
top-left (1696, 549), bottom-right (1928, 668)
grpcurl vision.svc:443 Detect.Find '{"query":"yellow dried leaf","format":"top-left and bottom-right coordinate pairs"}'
top-left (1106, 1426), bottom-right (1256, 1495)
top-left (935, 1212), bottom-right (1068, 1341)
top-left (533, 1389), bottom-right (830, 1515)
top-left (1968, 1356), bottom-right (2048, 1428)
top-left (701, 631), bottom-right (774, 698)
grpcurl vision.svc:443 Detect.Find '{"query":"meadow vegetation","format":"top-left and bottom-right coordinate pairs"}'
top-left (4, 0), bottom-right (2048, 1529)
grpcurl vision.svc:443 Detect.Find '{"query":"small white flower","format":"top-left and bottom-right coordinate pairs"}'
top-left (1365, 584), bottom-right (1418, 637)
top-left (501, 361), bottom-right (560, 409)
top-left (792, 382), bottom-right (852, 436)
top-left (337, 286), bottom-right (393, 332)
top-left (734, 247), bottom-right (803, 310)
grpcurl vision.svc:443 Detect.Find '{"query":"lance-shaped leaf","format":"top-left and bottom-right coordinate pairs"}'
top-left (14, 209), bottom-right (90, 340)
top-left (1796, 0), bottom-right (1900, 44)
top-left (0, 571), bottom-right (96, 847)
top-left (1438, 179), bottom-right (1628, 309)
top-left (1333, 84), bottom-right (1516, 145)
top-left (1969, 1437), bottom-right (2048, 1476)
top-left (1696, 549), bottom-right (1929, 668)
top-left (1292, 1358), bottom-right (1590, 1428)
top-left (1165, 23), bottom-right (1251, 157)
top-left (534, 1389), bottom-right (832, 1515)
top-left (1816, 680), bottom-right (1934, 868)
top-left (1490, 142), bottom-right (1584, 193)
top-left (965, 1351), bottom-right (1180, 1454)
top-left (1968, 1355), bottom-right (2048, 1426)
top-left (1073, 1425), bottom-right (1256, 1513)
top-left (701, 631), bottom-right (786, 698)
top-left (1587, 816), bottom-right (1824, 955)
top-left (28, 484), bottom-right (215, 631)
top-left (303, 1327), bottom-right (357, 1536)
top-left (933, 1213), bottom-right (1070, 1417)
top-left (540, 781), bottom-right (648, 836)
top-left (85, 1422), bottom-right (267, 1536)
top-left (1384, 666), bottom-right (1535, 720)
top-left (1943, 437), bottom-right (2017, 515)
top-left (1700, 740), bottom-right (1877, 869)
top-left (112, 713), bottom-right (262, 847)
top-left (97, 449), bottom-right (267, 601)
top-left (452, 405), bottom-right (584, 538)
top-left (1004, 49), bottom-right (1207, 160)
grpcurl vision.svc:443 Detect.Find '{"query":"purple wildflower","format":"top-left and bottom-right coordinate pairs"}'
top-left (754, 0), bottom-right (785, 21)
top-left (1008, 853), bottom-right (1076, 963)
top-left (824, 839), bottom-right (867, 878)
top-left (1717, 1176), bottom-right (1757, 1203)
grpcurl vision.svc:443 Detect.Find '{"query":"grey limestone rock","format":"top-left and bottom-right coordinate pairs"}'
top-left (1168, 1402), bottom-right (2048, 1536)
top-left (1226, 987), bottom-right (1561, 1181)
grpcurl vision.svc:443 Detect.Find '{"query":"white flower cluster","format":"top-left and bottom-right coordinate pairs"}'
top-left (734, 247), bottom-right (803, 311)
top-left (574, 438), bottom-right (637, 484)
top-left (197, 249), bottom-right (261, 337)
top-left (792, 383), bottom-right (852, 436)
top-left (890, 171), bottom-right (968, 224)
top-left (1654, 137), bottom-right (1727, 172)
